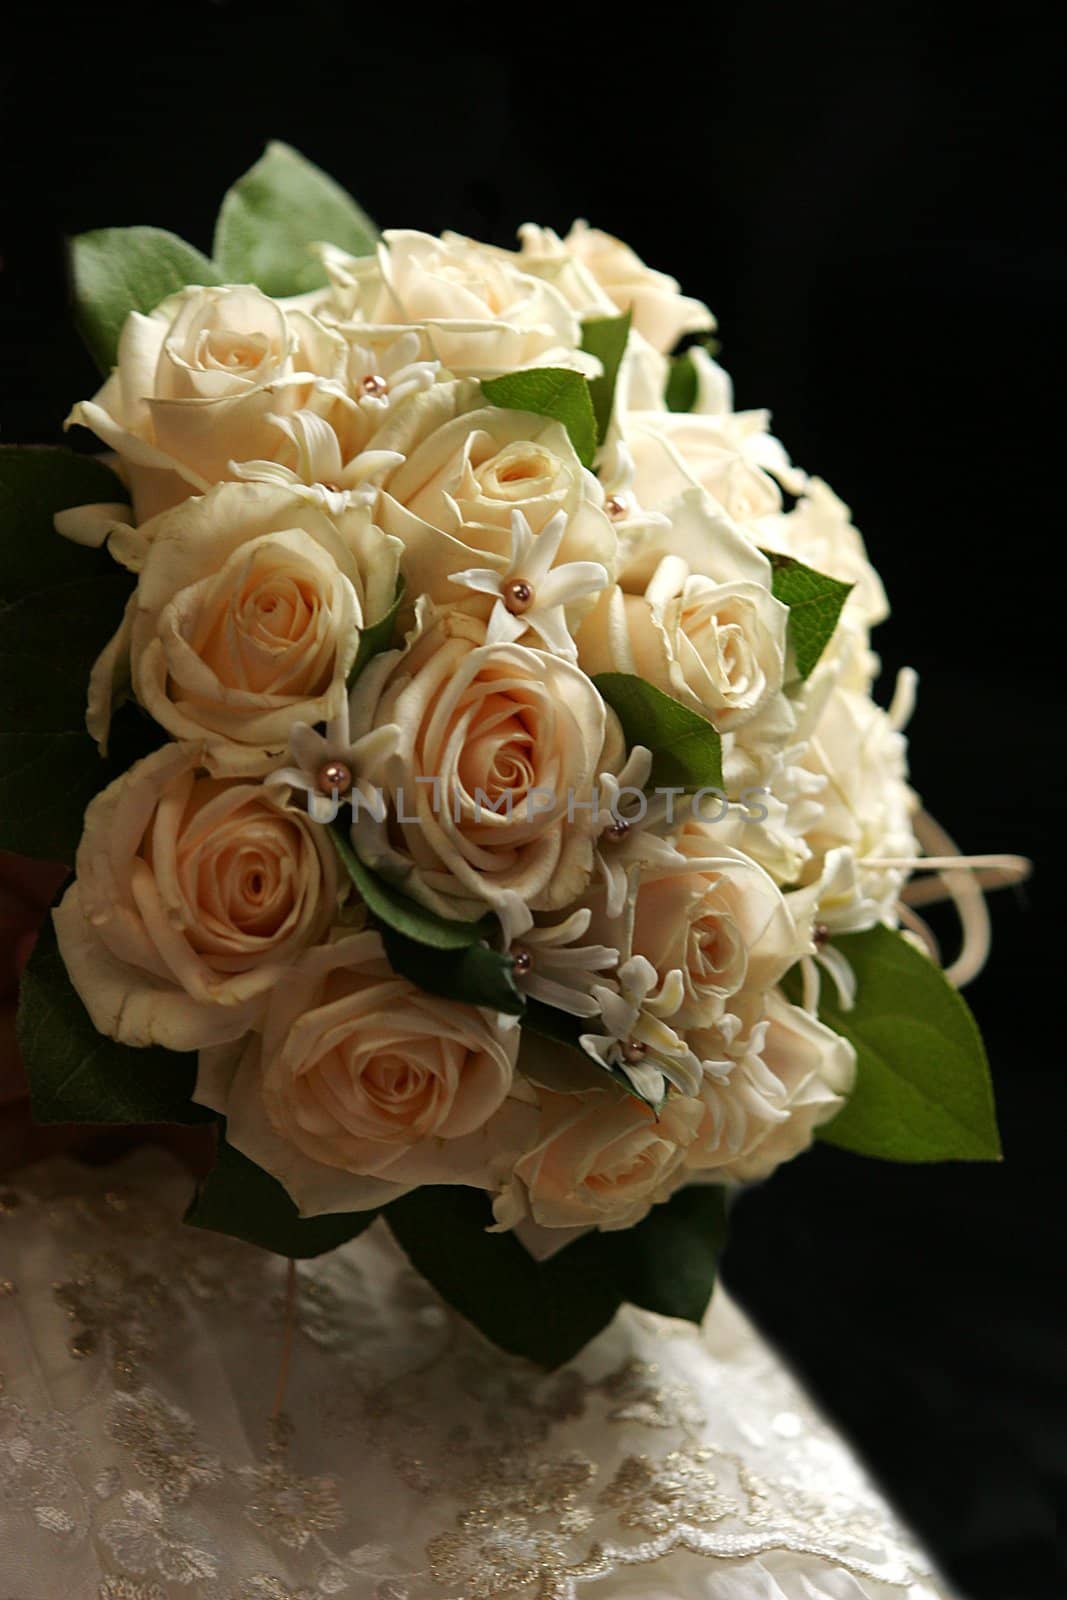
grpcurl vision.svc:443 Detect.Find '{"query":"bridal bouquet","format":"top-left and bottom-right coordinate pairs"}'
top-left (6, 144), bottom-right (1000, 1365)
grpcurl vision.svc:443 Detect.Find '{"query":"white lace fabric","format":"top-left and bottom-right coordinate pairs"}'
top-left (0, 1149), bottom-right (951, 1600)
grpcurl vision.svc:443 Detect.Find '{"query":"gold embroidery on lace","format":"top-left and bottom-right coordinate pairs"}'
top-left (107, 1388), bottom-right (223, 1502)
top-left (600, 1447), bottom-right (733, 1531)
top-left (54, 1251), bottom-right (180, 1384)
top-left (0, 1158), bottom-right (940, 1599)
top-left (596, 1359), bottom-right (704, 1430)
top-left (98, 1578), bottom-right (167, 1600)
top-left (238, 1423), bottom-right (345, 1551)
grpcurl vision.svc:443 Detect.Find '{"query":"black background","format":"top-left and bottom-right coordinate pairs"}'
top-left (1, 4), bottom-right (1063, 1594)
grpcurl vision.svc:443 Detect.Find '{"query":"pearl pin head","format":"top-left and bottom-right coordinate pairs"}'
top-left (361, 373), bottom-right (388, 398)
top-left (503, 578), bottom-right (535, 615)
top-left (605, 817), bottom-right (630, 842)
top-left (605, 494), bottom-right (628, 519)
top-left (622, 1038), bottom-right (648, 1061)
top-left (317, 760), bottom-right (353, 796)
top-left (512, 947), bottom-right (532, 975)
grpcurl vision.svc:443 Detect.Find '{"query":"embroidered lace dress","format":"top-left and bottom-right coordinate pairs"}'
top-left (0, 1149), bottom-right (952, 1599)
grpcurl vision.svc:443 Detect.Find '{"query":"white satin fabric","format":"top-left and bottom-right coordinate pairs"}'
top-left (0, 1150), bottom-right (952, 1600)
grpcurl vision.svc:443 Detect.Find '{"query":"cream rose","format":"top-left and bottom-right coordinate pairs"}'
top-left (318, 229), bottom-right (588, 378)
top-left (514, 223), bottom-right (670, 411)
top-left (576, 526), bottom-right (787, 735)
top-left (494, 1086), bottom-right (704, 1231)
top-left (367, 381), bottom-right (616, 610)
top-left (626, 413), bottom-right (785, 523)
top-left (618, 344), bottom-right (804, 522)
top-left (685, 989), bottom-right (855, 1182)
top-left (757, 477), bottom-right (889, 629)
top-left (553, 220), bottom-right (714, 355)
top-left (606, 823), bottom-right (806, 1030)
top-left (67, 285), bottom-right (353, 522)
top-left (795, 680), bottom-right (919, 930)
top-left (576, 564), bottom-right (788, 732)
top-left (94, 481), bottom-right (400, 774)
top-left (53, 743), bottom-right (337, 1052)
top-left (195, 931), bottom-right (525, 1216)
top-left (348, 609), bottom-right (613, 924)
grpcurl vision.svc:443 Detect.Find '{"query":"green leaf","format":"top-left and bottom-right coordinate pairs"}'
top-left (17, 911), bottom-right (212, 1127)
top-left (329, 825), bottom-right (495, 950)
top-left (664, 338), bottom-right (720, 413)
top-left (347, 577), bottom-right (405, 687)
top-left (580, 312), bottom-right (631, 442)
top-left (665, 349), bottom-right (700, 412)
top-left (386, 1186), bottom-right (621, 1366)
top-left (599, 1182), bottom-right (727, 1323)
top-left (481, 369), bottom-right (598, 468)
top-left (71, 227), bottom-right (221, 372)
top-left (386, 1181), bottom-right (727, 1367)
top-left (213, 141), bottom-right (380, 297)
top-left (381, 926), bottom-right (523, 1015)
top-left (764, 551), bottom-right (853, 680)
top-left (783, 925), bottom-right (1001, 1161)
top-left (593, 672), bottom-right (723, 791)
top-left (0, 447), bottom-right (155, 862)
top-left (185, 1132), bottom-right (382, 1259)
top-left (522, 998), bottom-right (586, 1050)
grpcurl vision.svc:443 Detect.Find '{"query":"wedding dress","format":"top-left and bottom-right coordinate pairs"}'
top-left (0, 1147), bottom-right (952, 1600)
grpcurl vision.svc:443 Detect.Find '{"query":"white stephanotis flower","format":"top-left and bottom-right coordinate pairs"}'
top-left (593, 744), bottom-right (686, 918)
top-left (343, 326), bottom-right (441, 412)
top-left (233, 408), bottom-right (404, 513)
top-left (451, 509), bottom-right (608, 658)
top-left (505, 906), bottom-right (619, 1018)
top-left (595, 437), bottom-right (672, 547)
top-left (786, 845), bottom-right (867, 1015)
top-left (232, 332), bottom-right (440, 512)
top-left (265, 698), bottom-right (392, 825)
top-left (580, 955), bottom-right (702, 1104)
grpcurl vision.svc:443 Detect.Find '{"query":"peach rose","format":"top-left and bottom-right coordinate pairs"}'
top-left (90, 481), bottom-right (400, 775)
top-left (348, 609), bottom-right (614, 925)
top-left (54, 744), bottom-right (338, 1051)
top-left (576, 507), bottom-right (787, 735)
top-left (685, 989), bottom-right (855, 1182)
top-left (195, 931), bottom-right (526, 1215)
top-left (368, 381), bottom-right (616, 611)
top-left (66, 284), bottom-right (353, 522)
top-left (619, 822), bottom-right (806, 1030)
top-left (494, 1085), bottom-right (704, 1232)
